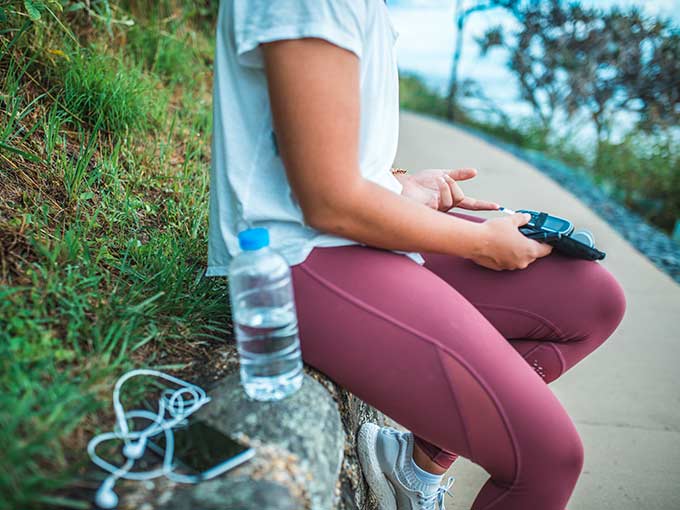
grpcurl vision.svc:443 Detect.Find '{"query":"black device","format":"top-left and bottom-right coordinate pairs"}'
top-left (148, 420), bottom-right (255, 479)
top-left (516, 209), bottom-right (606, 261)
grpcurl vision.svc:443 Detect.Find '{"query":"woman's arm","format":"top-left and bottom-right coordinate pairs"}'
top-left (261, 38), bottom-right (551, 270)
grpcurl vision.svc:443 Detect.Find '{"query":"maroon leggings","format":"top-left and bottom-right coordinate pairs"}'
top-left (290, 212), bottom-right (626, 510)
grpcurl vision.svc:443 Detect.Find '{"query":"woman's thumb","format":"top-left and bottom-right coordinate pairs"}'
top-left (512, 212), bottom-right (532, 226)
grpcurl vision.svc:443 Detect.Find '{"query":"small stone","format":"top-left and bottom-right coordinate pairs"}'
top-left (157, 490), bottom-right (173, 506)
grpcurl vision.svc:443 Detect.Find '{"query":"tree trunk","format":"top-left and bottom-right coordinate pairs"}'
top-left (446, 0), bottom-right (465, 121)
top-left (592, 113), bottom-right (605, 176)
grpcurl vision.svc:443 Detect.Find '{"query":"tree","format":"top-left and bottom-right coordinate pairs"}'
top-left (445, 0), bottom-right (526, 120)
top-left (478, 0), bottom-right (680, 151)
top-left (632, 29), bottom-right (680, 131)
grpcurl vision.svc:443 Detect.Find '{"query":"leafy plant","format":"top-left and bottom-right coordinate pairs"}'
top-left (23, 0), bottom-right (63, 21)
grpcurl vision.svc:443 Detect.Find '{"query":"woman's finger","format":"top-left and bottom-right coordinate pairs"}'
top-left (444, 175), bottom-right (466, 207)
top-left (531, 240), bottom-right (553, 258)
top-left (446, 168), bottom-right (477, 182)
top-left (457, 196), bottom-right (500, 210)
top-left (437, 176), bottom-right (454, 211)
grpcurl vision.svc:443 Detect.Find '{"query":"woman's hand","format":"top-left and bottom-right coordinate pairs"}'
top-left (396, 168), bottom-right (499, 212)
top-left (470, 213), bottom-right (553, 271)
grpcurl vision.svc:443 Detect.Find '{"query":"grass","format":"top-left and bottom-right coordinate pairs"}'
top-left (60, 51), bottom-right (165, 133)
top-left (399, 71), bottom-right (680, 234)
top-left (0, 2), bottom-right (231, 508)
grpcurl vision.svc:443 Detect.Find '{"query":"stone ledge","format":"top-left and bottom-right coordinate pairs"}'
top-left (307, 368), bottom-right (386, 510)
top-left (120, 367), bottom-right (386, 510)
top-left (198, 372), bottom-right (344, 510)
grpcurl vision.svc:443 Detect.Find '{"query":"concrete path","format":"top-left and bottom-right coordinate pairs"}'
top-left (394, 112), bottom-right (680, 510)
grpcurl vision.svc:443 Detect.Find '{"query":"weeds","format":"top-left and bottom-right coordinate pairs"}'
top-left (0, 1), bottom-right (225, 508)
top-left (60, 123), bottom-right (101, 202)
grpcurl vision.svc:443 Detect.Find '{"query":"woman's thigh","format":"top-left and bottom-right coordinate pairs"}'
top-left (290, 244), bottom-right (582, 491)
top-left (422, 212), bottom-right (627, 380)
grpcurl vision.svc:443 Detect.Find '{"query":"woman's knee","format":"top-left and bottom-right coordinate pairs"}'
top-left (561, 261), bottom-right (627, 342)
top-left (522, 414), bottom-right (585, 484)
top-left (548, 424), bottom-right (584, 477)
top-left (597, 266), bottom-right (627, 335)
top-left (587, 264), bottom-right (627, 342)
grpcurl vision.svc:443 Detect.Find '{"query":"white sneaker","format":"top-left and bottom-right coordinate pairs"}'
top-left (357, 422), bottom-right (455, 510)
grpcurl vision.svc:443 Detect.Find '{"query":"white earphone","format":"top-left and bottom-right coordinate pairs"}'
top-left (88, 369), bottom-right (211, 509)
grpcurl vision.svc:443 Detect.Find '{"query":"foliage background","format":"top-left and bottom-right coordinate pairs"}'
top-left (398, 0), bottom-right (680, 234)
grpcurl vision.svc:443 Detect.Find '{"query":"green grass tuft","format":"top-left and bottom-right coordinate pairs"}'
top-left (60, 50), bottom-right (166, 134)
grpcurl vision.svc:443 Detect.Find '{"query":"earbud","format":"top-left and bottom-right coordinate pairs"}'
top-left (88, 370), bottom-right (211, 509)
top-left (123, 438), bottom-right (147, 459)
top-left (95, 477), bottom-right (119, 509)
top-left (572, 229), bottom-right (594, 247)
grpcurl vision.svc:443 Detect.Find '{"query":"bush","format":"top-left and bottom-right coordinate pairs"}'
top-left (398, 72), bottom-right (450, 118)
top-left (596, 133), bottom-right (680, 231)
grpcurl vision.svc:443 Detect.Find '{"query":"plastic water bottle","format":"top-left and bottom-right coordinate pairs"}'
top-left (228, 227), bottom-right (303, 401)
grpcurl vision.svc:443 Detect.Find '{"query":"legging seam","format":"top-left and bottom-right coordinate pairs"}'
top-left (473, 304), bottom-right (569, 380)
top-left (547, 342), bottom-right (567, 375)
top-left (474, 302), bottom-right (566, 340)
top-left (518, 342), bottom-right (543, 360)
top-left (298, 262), bottom-right (523, 490)
top-left (433, 347), bottom-right (474, 458)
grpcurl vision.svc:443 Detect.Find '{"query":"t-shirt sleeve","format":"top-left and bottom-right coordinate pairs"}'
top-left (232, 0), bottom-right (366, 68)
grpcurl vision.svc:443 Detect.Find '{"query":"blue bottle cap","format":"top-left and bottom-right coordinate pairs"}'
top-left (237, 228), bottom-right (269, 251)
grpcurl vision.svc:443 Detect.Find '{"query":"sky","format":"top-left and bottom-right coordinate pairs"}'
top-left (387, 0), bottom-right (680, 127)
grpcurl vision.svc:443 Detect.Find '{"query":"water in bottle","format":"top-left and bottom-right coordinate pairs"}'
top-left (228, 227), bottom-right (303, 401)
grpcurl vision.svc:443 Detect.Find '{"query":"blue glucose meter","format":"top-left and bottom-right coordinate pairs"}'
top-left (500, 208), bottom-right (606, 261)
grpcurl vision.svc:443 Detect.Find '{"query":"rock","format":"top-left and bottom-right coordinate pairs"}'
top-left (162, 478), bottom-right (301, 510)
top-left (198, 372), bottom-right (345, 510)
top-left (121, 443), bottom-right (309, 510)
top-left (306, 367), bottom-right (386, 510)
top-left (119, 362), bottom-right (388, 510)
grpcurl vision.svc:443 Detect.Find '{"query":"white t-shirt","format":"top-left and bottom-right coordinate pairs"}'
top-left (206, 0), bottom-right (425, 276)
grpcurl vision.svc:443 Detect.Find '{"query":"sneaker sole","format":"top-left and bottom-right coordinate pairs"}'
top-left (357, 422), bottom-right (397, 510)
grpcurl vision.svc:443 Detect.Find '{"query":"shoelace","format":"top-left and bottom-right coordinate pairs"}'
top-left (382, 426), bottom-right (403, 437)
top-left (417, 476), bottom-right (455, 510)
top-left (379, 426), bottom-right (454, 509)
